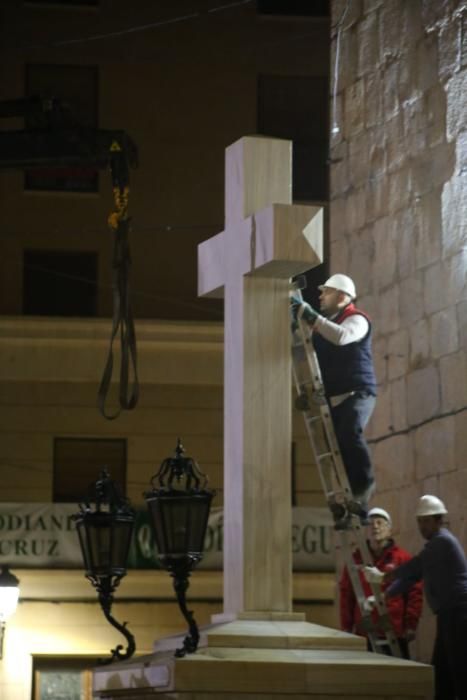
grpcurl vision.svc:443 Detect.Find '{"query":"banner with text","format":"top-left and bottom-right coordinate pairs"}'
top-left (0, 504), bottom-right (334, 572)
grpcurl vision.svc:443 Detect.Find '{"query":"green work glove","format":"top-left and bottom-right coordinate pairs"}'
top-left (290, 296), bottom-right (318, 325)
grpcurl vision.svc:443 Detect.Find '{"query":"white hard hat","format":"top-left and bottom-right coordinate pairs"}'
top-left (416, 495), bottom-right (448, 518)
top-left (319, 274), bottom-right (356, 299)
top-left (368, 507), bottom-right (392, 527)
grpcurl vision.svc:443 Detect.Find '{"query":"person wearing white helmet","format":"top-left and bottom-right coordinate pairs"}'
top-left (364, 495), bottom-right (467, 699)
top-left (340, 507), bottom-right (422, 658)
top-left (291, 273), bottom-right (377, 523)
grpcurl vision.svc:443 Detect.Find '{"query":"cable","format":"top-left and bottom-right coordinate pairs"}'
top-left (1, 223), bottom-right (222, 236)
top-left (53, 12), bottom-right (200, 47)
top-left (207, 0), bottom-right (252, 13)
top-left (368, 403), bottom-right (467, 445)
top-left (330, 0), bottom-right (350, 137)
top-left (16, 259), bottom-right (224, 318)
top-left (13, 0), bottom-right (254, 52)
top-left (3, 404), bottom-right (467, 479)
top-left (6, 7), bottom-right (327, 61)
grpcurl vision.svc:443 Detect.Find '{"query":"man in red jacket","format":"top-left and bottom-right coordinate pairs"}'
top-left (339, 506), bottom-right (423, 658)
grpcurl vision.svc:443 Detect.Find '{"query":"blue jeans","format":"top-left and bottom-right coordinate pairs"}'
top-left (330, 390), bottom-right (376, 500)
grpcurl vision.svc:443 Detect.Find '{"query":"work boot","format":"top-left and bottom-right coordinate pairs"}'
top-left (333, 513), bottom-right (353, 531)
top-left (347, 499), bottom-right (370, 526)
top-left (351, 482), bottom-right (375, 525)
top-left (329, 502), bottom-right (352, 530)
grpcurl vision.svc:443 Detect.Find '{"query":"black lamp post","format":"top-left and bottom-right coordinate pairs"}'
top-left (74, 469), bottom-right (136, 664)
top-left (145, 439), bottom-right (214, 657)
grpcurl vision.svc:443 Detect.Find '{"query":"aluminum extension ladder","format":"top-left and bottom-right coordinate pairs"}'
top-left (290, 282), bottom-right (401, 657)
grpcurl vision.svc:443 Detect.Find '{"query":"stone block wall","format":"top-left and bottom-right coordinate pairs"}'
top-left (330, 0), bottom-right (467, 661)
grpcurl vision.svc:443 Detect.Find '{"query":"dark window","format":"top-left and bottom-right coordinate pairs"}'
top-left (23, 249), bottom-right (98, 317)
top-left (257, 0), bottom-right (329, 17)
top-left (258, 74), bottom-right (329, 202)
top-left (33, 657), bottom-right (97, 700)
top-left (24, 64), bottom-right (99, 192)
top-left (53, 437), bottom-right (127, 503)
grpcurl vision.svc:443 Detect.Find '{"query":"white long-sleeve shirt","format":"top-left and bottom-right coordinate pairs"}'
top-left (313, 312), bottom-right (369, 346)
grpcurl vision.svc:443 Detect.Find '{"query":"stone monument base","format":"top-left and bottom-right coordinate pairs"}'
top-left (93, 619), bottom-right (433, 699)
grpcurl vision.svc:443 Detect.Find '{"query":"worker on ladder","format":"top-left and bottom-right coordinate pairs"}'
top-left (339, 506), bottom-right (423, 658)
top-left (291, 273), bottom-right (377, 521)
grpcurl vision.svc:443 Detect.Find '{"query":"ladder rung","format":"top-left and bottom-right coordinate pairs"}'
top-left (326, 490), bottom-right (349, 499)
top-left (306, 415), bottom-right (322, 424)
top-left (317, 452), bottom-right (332, 461)
top-left (373, 638), bottom-right (392, 647)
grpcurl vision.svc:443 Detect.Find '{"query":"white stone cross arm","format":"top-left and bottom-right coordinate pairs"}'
top-left (198, 136), bottom-right (323, 617)
top-left (198, 137), bottom-right (322, 297)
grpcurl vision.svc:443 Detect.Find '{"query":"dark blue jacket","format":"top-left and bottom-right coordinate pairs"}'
top-left (312, 305), bottom-right (377, 397)
top-left (386, 528), bottom-right (467, 614)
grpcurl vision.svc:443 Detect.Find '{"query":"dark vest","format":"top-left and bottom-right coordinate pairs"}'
top-left (312, 305), bottom-right (377, 397)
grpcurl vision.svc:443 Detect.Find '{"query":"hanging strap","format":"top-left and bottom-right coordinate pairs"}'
top-left (97, 145), bottom-right (139, 419)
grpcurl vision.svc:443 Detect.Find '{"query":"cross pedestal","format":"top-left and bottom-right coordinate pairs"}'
top-left (198, 136), bottom-right (322, 616)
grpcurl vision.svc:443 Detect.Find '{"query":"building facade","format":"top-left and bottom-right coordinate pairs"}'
top-left (0, 2), bottom-right (332, 698)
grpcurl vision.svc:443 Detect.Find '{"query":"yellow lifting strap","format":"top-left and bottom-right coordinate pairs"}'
top-left (97, 142), bottom-right (139, 420)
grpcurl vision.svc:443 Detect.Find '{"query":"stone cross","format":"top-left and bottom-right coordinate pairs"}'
top-left (198, 136), bottom-right (323, 616)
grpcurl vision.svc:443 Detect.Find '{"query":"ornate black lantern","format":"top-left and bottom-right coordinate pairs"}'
top-left (145, 439), bottom-right (214, 657)
top-left (74, 469), bottom-right (136, 664)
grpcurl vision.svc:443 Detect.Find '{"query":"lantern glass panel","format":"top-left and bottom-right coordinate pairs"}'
top-left (111, 519), bottom-right (134, 568)
top-left (76, 520), bottom-right (91, 570)
top-left (85, 519), bottom-right (112, 574)
top-left (77, 514), bottom-right (133, 576)
top-left (186, 496), bottom-right (212, 552)
top-left (148, 493), bottom-right (212, 558)
top-left (146, 499), bottom-right (165, 554)
top-left (77, 519), bottom-right (95, 571)
top-left (165, 497), bottom-right (190, 554)
top-left (147, 497), bottom-right (182, 556)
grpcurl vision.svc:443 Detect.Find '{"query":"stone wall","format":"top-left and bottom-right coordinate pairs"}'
top-left (330, 0), bottom-right (467, 661)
